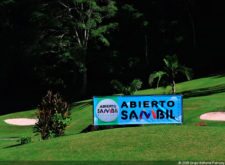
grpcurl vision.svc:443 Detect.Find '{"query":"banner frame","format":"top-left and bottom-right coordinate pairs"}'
top-left (92, 94), bottom-right (183, 126)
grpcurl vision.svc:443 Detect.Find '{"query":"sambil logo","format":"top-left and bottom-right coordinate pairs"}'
top-left (96, 99), bottom-right (119, 122)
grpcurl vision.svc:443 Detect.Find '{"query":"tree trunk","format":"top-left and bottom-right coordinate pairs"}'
top-left (172, 80), bottom-right (176, 94)
top-left (145, 34), bottom-right (149, 66)
top-left (157, 77), bottom-right (160, 88)
top-left (184, 0), bottom-right (196, 48)
top-left (78, 47), bottom-right (88, 97)
top-left (80, 70), bottom-right (87, 97)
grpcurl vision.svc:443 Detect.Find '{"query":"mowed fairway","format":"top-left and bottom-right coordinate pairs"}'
top-left (1, 75), bottom-right (225, 161)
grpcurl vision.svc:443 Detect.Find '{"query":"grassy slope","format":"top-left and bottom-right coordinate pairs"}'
top-left (1, 75), bottom-right (225, 160)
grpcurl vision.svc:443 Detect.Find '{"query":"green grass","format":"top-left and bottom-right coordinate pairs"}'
top-left (136, 75), bottom-right (225, 95)
top-left (2, 126), bottom-right (225, 161)
top-left (1, 75), bottom-right (225, 161)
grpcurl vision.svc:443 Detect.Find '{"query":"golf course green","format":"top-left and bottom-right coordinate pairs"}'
top-left (1, 75), bottom-right (225, 161)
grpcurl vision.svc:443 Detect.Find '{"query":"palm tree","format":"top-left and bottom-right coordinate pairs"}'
top-left (149, 55), bottom-right (192, 94)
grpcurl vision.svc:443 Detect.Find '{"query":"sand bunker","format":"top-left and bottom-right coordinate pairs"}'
top-left (200, 112), bottom-right (225, 121)
top-left (4, 118), bottom-right (38, 126)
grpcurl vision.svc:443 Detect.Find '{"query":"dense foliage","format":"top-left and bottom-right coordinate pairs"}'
top-left (34, 90), bottom-right (70, 140)
top-left (31, 0), bottom-right (118, 96)
top-left (1, 0), bottom-right (225, 114)
top-left (111, 79), bottom-right (142, 95)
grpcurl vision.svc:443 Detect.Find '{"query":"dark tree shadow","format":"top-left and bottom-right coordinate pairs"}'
top-left (182, 84), bottom-right (225, 98)
top-left (71, 100), bottom-right (92, 109)
top-left (80, 124), bottom-right (141, 133)
top-left (4, 143), bottom-right (23, 149)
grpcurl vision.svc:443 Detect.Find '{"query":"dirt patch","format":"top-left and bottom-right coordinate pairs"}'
top-left (195, 121), bottom-right (207, 126)
top-left (4, 118), bottom-right (38, 126)
top-left (200, 112), bottom-right (225, 121)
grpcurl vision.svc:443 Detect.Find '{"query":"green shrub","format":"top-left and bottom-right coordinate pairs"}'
top-left (111, 79), bottom-right (142, 95)
top-left (18, 136), bottom-right (31, 145)
top-left (34, 90), bottom-right (71, 140)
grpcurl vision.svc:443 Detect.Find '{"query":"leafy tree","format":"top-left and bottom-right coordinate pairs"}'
top-left (111, 79), bottom-right (142, 95)
top-left (0, 0), bottom-right (14, 6)
top-left (149, 55), bottom-right (192, 94)
top-left (183, 0), bottom-right (196, 48)
top-left (31, 0), bottom-right (118, 95)
top-left (121, 4), bottom-right (150, 66)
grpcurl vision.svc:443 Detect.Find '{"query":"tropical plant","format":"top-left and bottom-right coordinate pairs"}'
top-left (149, 55), bottom-right (192, 93)
top-left (34, 90), bottom-right (70, 140)
top-left (111, 79), bottom-right (142, 95)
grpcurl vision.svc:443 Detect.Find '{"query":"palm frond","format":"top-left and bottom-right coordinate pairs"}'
top-left (130, 79), bottom-right (142, 90)
top-left (148, 71), bottom-right (167, 88)
top-left (178, 66), bottom-right (193, 80)
top-left (163, 54), bottom-right (179, 70)
top-left (163, 56), bottom-right (170, 68)
top-left (130, 79), bottom-right (142, 92)
top-left (110, 80), bottom-right (124, 92)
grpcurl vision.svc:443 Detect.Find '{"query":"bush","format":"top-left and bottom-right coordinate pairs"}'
top-left (18, 136), bottom-right (32, 145)
top-left (34, 90), bottom-right (71, 140)
top-left (111, 79), bottom-right (142, 95)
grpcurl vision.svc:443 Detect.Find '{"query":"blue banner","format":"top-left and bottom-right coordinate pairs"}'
top-left (93, 95), bottom-right (183, 125)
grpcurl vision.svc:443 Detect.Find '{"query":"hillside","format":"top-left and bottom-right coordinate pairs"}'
top-left (1, 75), bottom-right (225, 161)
